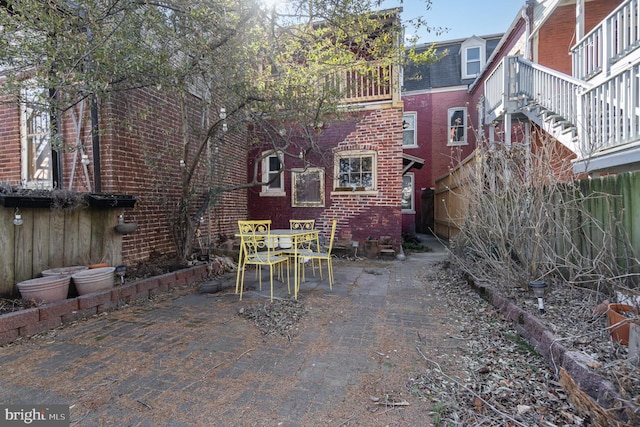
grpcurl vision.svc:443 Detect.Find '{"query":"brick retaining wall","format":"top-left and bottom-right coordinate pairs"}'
top-left (0, 264), bottom-right (209, 346)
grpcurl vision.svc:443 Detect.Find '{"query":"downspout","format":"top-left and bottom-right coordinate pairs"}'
top-left (90, 93), bottom-right (102, 192)
top-left (50, 87), bottom-right (63, 189)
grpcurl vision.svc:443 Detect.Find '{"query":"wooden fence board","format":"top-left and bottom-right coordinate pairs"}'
top-left (0, 210), bottom-right (15, 295)
top-left (14, 210), bottom-right (34, 283)
top-left (32, 212), bottom-right (51, 275)
top-left (48, 210), bottom-right (65, 268)
top-left (78, 210), bottom-right (93, 264)
top-left (434, 159), bottom-right (640, 281)
top-left (0, 207), bottom-right (123, 297)
top-left (91, 210), bottom-right (110, 264)
top-left (623, 172), bottom-right (640, 260)
top-left (63, 209), bottom-right (81, 265)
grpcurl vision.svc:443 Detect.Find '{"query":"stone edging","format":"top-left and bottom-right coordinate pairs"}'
top-left (0, 265), bottom-right (209, 347)
top-left (470, 280), bottom-right (638, 425)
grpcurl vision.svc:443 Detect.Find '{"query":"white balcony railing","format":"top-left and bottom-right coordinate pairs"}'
top-left (572, 0), bottom-right (640, 80)
top-left (582, 61), bottom-right (640, 152)
top-left (324, 62), bottom-right (395, 104)
top-left (485, 54), bottom-right (640, 158)
top-left (485, 56), bottom-right (588, 125)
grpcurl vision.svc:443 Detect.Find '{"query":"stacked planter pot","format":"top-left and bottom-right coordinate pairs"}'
top-left (72, 267), bottom-right (116, 295)
top-left (41, 266), bottom-right (88, 277)
top-left (607, 303), bottom-right (639, 346)
top-left (17, 275), bottom-right (71, 304)
top-left (41, 266), bottom-right (88, 298)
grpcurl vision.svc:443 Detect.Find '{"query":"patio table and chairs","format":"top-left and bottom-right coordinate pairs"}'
top-left (235, 219), bottom-right (334, 300)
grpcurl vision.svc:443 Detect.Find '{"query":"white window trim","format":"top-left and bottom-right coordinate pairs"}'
top-left (20, 85), bottom-right (53, 189)
top-left (402, 172), bottom-right (415, 214)
top-left (402, 112), bottom-right (418, 148)
top-left (461, 37), bottom-right (486, 80)
top-left (448, 107), bottom-right (468, 146)
top-left (260, 150), bottom-right (285, 197)
top-left (332, 149), bottom-right (378, 195)
top-left (291, 167), bottom-right (325, 207)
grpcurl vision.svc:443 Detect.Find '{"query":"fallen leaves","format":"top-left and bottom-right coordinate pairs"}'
top-left (405, 266), bottom-right (593, 426)
top-left (238, 298), bottom-right (306, 340)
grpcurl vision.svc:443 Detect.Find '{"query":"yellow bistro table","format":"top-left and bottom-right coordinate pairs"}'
top-left (235, 228), bottom-right (320, 299)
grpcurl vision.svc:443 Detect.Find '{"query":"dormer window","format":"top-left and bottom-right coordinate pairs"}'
top-left (461, 37), bottom-right (486, 80)
top-left (466, 47), bottom-right (481, 76)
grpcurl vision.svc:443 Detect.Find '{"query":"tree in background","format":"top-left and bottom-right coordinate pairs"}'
top-left (0, 0), bottom-right (440, 260)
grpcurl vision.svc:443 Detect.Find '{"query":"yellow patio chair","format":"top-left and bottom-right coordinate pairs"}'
top-left (237, 220), bottom-right (290, 301)
top-left (289, 219), bottom-right (318, 278)
top-left (289, 219), bottom-right (315, 231)
top-left (305, 219), bottom-right (337, 289)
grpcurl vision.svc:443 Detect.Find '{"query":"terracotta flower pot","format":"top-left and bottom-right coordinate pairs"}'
top-left (88, 262), bottom-right (109, 269)
top-left (607, 303), bottom-right (639, 346)
top-left (17, 275), bottom-right (71, 304)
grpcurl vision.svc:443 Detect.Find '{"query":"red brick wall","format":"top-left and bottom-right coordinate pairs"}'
top-left (0, 96), bottom-right (21, 183)
top-left (100, 89), bottom-right (248, 262)
top-left (428, 91), bottom-right (477, 182)
top-left (584, 0), bottom-right (621, 34)
top-left (247, 107), bottom-right (404, 248)
top-left (402, 94), bottom-right (432, 234)
top-left (0, 88), bottom-right (248, 265)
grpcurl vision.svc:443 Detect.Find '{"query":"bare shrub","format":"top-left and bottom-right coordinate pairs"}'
top-left (447, 127), bottom-right (639, 294)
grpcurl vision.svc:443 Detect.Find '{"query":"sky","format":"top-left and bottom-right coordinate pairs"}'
top-left (380, 0), bottom-right (526, 43)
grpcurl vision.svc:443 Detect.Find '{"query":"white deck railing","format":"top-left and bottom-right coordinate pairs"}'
top-left (582, 61), bottom-right (640, 152)
top-left (484, 59), bottom-right (506, 118)
top-left (484, 55), bottom-right (640, 155)
top-left (325, 61), bottom-right (394, 104)
top-left (511, 58), bottom-right (587, 126)
top-left (485, 56), bottom-right (588, 125)
top-left (572, 0), bottom-right (640, 80)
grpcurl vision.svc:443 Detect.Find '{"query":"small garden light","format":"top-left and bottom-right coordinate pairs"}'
top-left (13, 208), bottom-right (22, 226)
top-left (115, 265), bottom-right (127, 285)
top-left (529, 280), bottom-right (547, 314)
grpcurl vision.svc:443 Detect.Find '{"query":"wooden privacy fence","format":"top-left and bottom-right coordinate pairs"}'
top-left (435, 155), bottom-right (640, 271)
top-left (0, 207), bottom-right (124, 297)
top-left (434, 152), bottom-right (478, 239)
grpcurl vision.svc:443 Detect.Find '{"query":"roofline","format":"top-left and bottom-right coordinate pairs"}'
top-left (412, 32), bottom-right (504, 50)
top-left (468, 4), bottom-right (527, 92)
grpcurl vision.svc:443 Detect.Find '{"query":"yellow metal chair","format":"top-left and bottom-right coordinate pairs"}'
top-left (289, 219), bottom-right (315, 231)
top-left (237, 220), bottom-right (290, 301)
top-left (289, 219), bottom-right (318, 278)
top-left (305, 220), bottom-right (337, 289)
